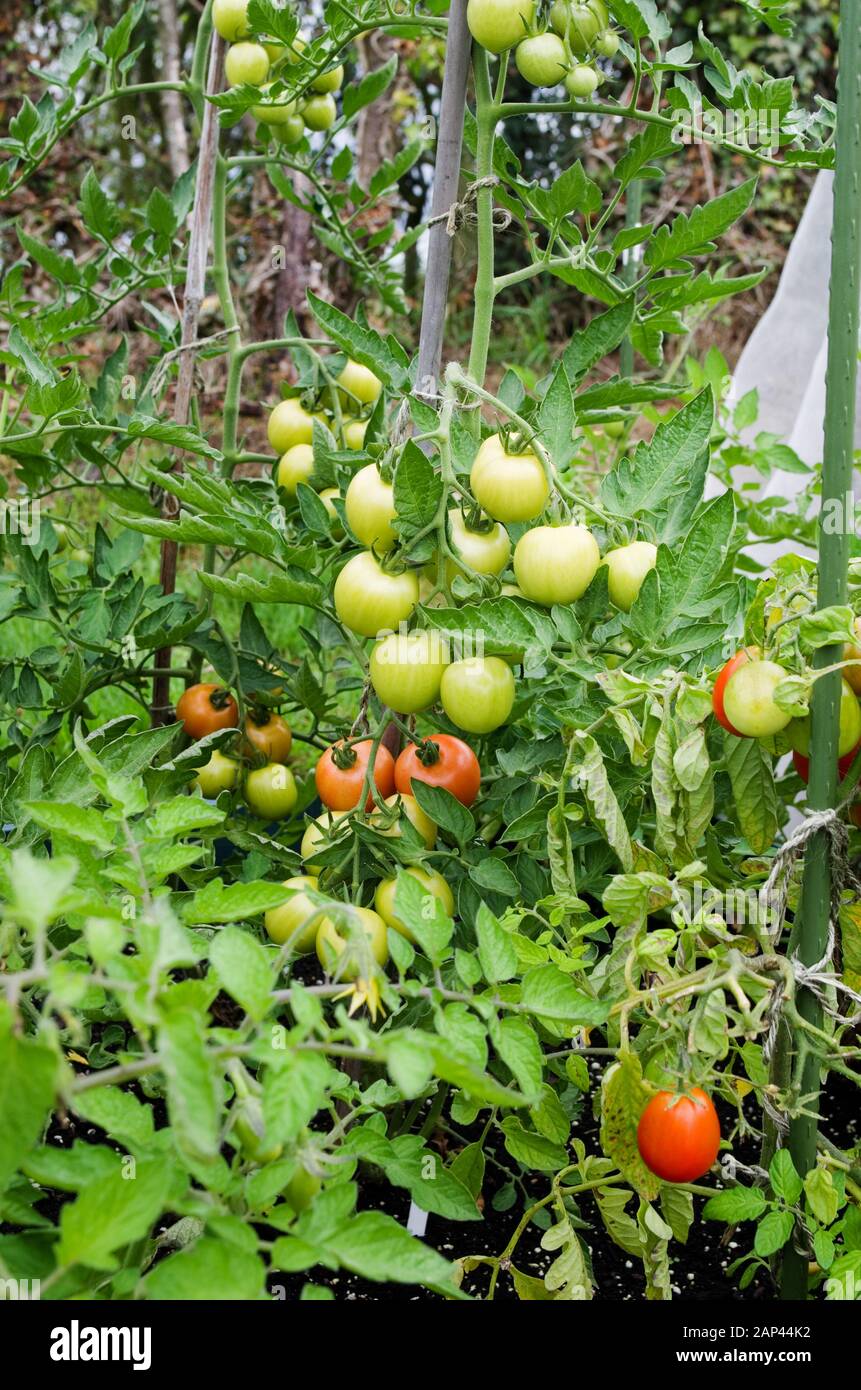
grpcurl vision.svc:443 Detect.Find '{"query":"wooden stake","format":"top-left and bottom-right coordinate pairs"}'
top-left (151, 32), bottom-right (225, 725)
top-left (415, 0), bottom-right (471, 399)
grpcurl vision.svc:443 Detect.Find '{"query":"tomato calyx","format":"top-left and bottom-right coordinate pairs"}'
top-left (247, 705), bottom-right (275, 729)
top-left (458, 502), bottom-right (497, 537)
top-left (497, 423), bottom-right (533, 457)
top-left (413, 738), bottom-right (442, 768)
top-left (330, 741), bottom-right (360, 771)
top-left (206, 685), bottom-right (236, 713)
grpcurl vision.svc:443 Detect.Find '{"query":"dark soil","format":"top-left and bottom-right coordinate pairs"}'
top-left (267, 1066), bottom-right (860, 1303)
top-left (16, 1005), bottom-right (860, 1304)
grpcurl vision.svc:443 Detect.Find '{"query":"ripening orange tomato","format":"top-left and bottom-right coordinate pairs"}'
top-left (176, 683), bottom-right (239, 739)
top-left (315, 738), bottom-right (396, 811)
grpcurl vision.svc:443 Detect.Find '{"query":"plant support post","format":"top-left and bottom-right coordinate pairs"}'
top-left (415, 0), bottom-right (471, 398)
top-left (780, 0), bottom-right (861, 1300)
top-left (151, 27), bottom-right (225, 725)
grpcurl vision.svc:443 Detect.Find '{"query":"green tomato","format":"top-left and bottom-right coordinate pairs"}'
top-left (276, 443), bottom-right (315, 494)
top-left (467, 0), bottom-right (536, 54)
top-left (722, 661), bottom-right (792, 739)
top-left (268, 397), bottom-right (314, 452)
top-left (264, 876), bottom-right (328, 952)
top-left (374, 867), bottom-right (454, 943)
top-left (252, 84), bottom-right (299, 125)
top-left (786, 678), bottom-right (861, 758)
top-left (603, 541), bottom-right (657, 612)
top-left (277, 114), bottom-right (306, 145)
top-left (225, 42), bottom-right (270, 87)
top-left (233, 1101), bottom-right (283, 1164)
top-left (338, 359), bottom-right (383, 405)
top-left (515, 33), bottom-right (569, 87)
top-left (369, 630), bottom-right (448, 713)
top-left (470, 433), bottom-right (549, 524)
top-left (440, 657), bottom-right (515, 735)
top-left (212, 0), bottom-right (251, 42)
top-left (342, 418), bottom-right (368, 450)
top-left (550, 0), bottom-right (607, 49)
top-left (285, 34), bottom-right (308, 63)
top-left (311, 64), bottom-right (344, 94)
top-left (448, 509), bottom-right (511, 579)
top-left (284, 1165), bottom-right (322, 1212)
top-left (344, 463), bottom-right (397, 551)
top-left (375, 793), bottom-right (438, 849)
top-left (334, 551), bottom-right (419, 639)
top-left (565, 63), bottom-right (600, 97)
top-left (303, 93), bottom-right (337, 131)
top-left (301, 811), bottom-right (349, 875)
top-left (513, 523), bottom-right (600, 605)
top-left (315, 906), bottom-right (390, 977)
top-left (595, 29), bottom-right (619, 57)
top-left (319, 487), bottom-right (344, 536)
top-left (192, 749), bottom-right (239, 797)
top-left (244, 762), bottom-right (298, 819)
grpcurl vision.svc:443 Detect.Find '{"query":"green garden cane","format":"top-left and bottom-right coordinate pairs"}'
top-left (780, 0), bottom-right (861, 1300)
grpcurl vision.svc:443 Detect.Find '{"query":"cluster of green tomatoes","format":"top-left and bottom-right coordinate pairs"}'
top-left (265, 365), bottom-right (659, 745)
top-left (467, 0), bottom-right (618, 97)
top-left (213, 0), bottom-right (342, 140)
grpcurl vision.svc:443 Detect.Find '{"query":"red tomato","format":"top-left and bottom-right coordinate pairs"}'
top-left (637, 1087), bottom-right (721, 1183)
top-left (793, 744), bottom-right (861, 785)
top-left (394, 735), bottom-right (481, 807)
top-left (175, 683), bottom-right (239, 739)
top-left (315, 738), bottom-right (396, 811)
top-left (711, 647), bottom-right (759, 735)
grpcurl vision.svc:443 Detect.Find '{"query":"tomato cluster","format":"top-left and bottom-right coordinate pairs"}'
top-left (213, 0), bottom-right (343, 143)
top-left (466, 0), bottom-right (616, 98)
top-left (255, 360), bottom-right (664, 973)
top-left (192, 305), bottom-right (670, 1012)
top-left (178, 682), bottom-right (298, 820)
